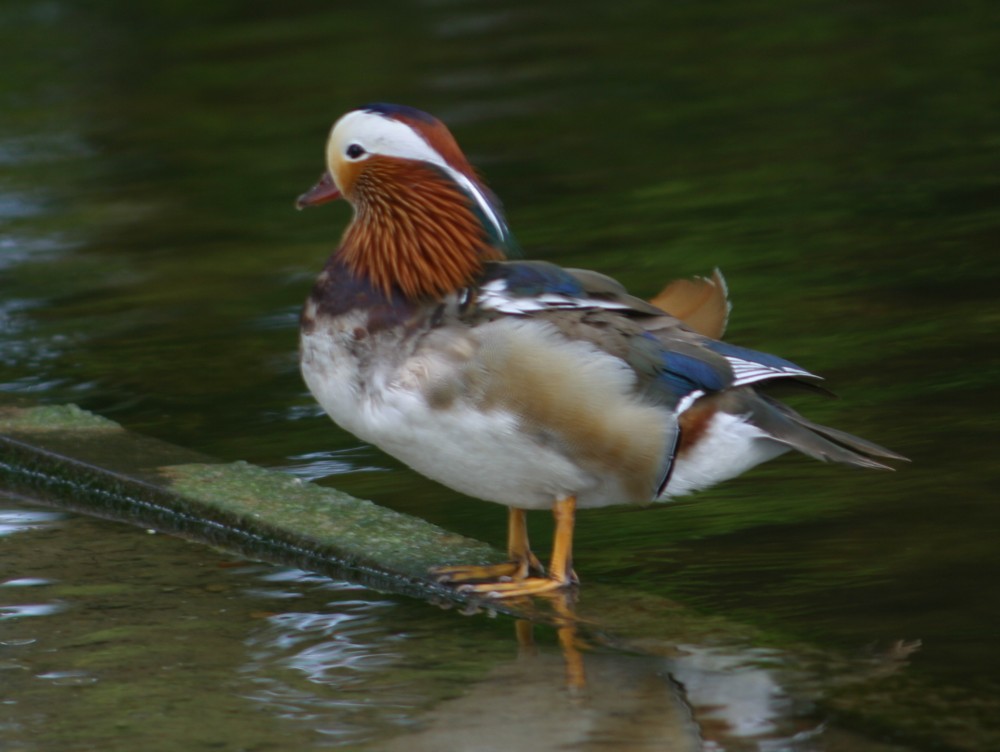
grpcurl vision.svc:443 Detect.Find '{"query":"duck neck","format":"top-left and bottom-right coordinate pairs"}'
top-left (336, 162), bottom-right (507, 301)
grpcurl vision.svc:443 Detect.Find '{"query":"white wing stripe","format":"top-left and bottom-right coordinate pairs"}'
top-left (676, 390), bottom-right (706, 415)
top-left (478, 284), bottom-right (633, 314)
top-left (726, 355), bottom-right (817, 386)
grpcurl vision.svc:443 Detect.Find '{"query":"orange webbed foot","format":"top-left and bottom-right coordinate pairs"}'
top-left (430, 555), bottom-right (543, 584)
top-left (457, 575), bottom-right (574, 599)
top-left (435, 498), bottom-right (577, 600)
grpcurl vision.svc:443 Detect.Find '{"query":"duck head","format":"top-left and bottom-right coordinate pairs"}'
top-left (298, 103), bottom-right (516, 300)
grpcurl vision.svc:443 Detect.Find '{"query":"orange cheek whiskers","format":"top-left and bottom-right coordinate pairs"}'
top-left (337, 161), bottom-right (504, 300)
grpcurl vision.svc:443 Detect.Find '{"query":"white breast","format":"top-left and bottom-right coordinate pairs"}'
top-left (300, 315), bottom-right (675, 510)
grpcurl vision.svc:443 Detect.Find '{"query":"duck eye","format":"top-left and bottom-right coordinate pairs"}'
top-left (346, 143), bottom-right (366, 159)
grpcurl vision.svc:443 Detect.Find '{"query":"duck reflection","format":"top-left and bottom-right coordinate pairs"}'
top-left (394, 592), bottom-right (919, 752)
top-left (237, 570), bottom-right (917, 751)
top-left (385, 595), bottom-right (704, 752)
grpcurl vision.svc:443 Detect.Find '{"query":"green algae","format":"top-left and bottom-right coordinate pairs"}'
top-left (0, 404), bottom-right (122, 433)
top-left (162, 460), bottom-right (499, 580)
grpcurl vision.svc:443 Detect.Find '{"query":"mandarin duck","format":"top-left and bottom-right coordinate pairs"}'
top-left (297, 103), bottom-right (906, 598)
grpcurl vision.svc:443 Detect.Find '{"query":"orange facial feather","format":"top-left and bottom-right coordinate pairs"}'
top-left (337, 157), bottom-right (505, 300)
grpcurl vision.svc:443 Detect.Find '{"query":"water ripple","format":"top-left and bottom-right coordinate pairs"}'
top-left (0, 510), bottom-right (65, 538)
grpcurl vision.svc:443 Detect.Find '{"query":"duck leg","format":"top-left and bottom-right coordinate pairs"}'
top-left (432, 507), bottom-right (544, 583)
top-left (457, 495), bottom-right (578, 598)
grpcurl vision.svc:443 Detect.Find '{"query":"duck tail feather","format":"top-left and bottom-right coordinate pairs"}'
top-left (748, 394), bottom-right (908, 470)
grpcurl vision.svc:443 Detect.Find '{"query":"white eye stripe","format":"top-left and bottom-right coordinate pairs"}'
top-left (331, 111), bottom-right (443, 165)
top-left (328, 110), bottom-right (508, 242)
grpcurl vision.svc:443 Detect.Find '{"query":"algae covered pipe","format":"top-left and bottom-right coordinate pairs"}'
top-left (0, 403), bottom-right (500, 604)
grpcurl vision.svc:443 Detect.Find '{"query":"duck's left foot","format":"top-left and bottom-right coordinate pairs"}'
top-left (435, 497), bottom-right (578, 600)
top-left (431, 550), bottom-right (544, 584)
top-left (456, 575), bottom-right (575, 599)
top-left (431, 560), bottom-right (527, 584)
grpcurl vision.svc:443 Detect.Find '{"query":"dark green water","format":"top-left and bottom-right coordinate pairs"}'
top-left (2, 0), bottom-right (999, 749)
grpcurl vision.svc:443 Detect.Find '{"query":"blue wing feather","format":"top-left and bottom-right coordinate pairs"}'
top-left (634, 333), bottom-right (816, 411)
top-left (481, 261), bottom-right (584, 297)
top-left (660, 351), bottom-right (728, 395)
top-left (628, 333), bottom-right (729, 410)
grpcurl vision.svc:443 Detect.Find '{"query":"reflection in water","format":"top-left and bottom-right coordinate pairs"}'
top-left (238, 571), bottom-right (416, 744)
top-left (236, 570), bottom-right (831, 750)
top-left (384, 647), bottom-right (704, 752)
top-left (0, 493), bottom-right (923, 751)
top-left (35, 669), bottom-right (99, 686)
top-left (278, 448), bottom-right (386, 482)
top-left (415, 593), bottom-right (920, 752)
top-left (0, 509), bottom-right (66, 632)
top-left (0, 602), bottom-right (67, 621)
top-left (0, 509), bottom-right (65, 537)
top-left (672, 645), bottom-right (819, 749)
top-left (0, 578), bottom-right (53, 587)
top-left (670, 639), bottom-right (920, 751)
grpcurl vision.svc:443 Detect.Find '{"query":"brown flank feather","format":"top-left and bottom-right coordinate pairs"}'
top-left (676, 395), bottom-right (721, 457)
top-left (338, 157), bottom-right (504, 300)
